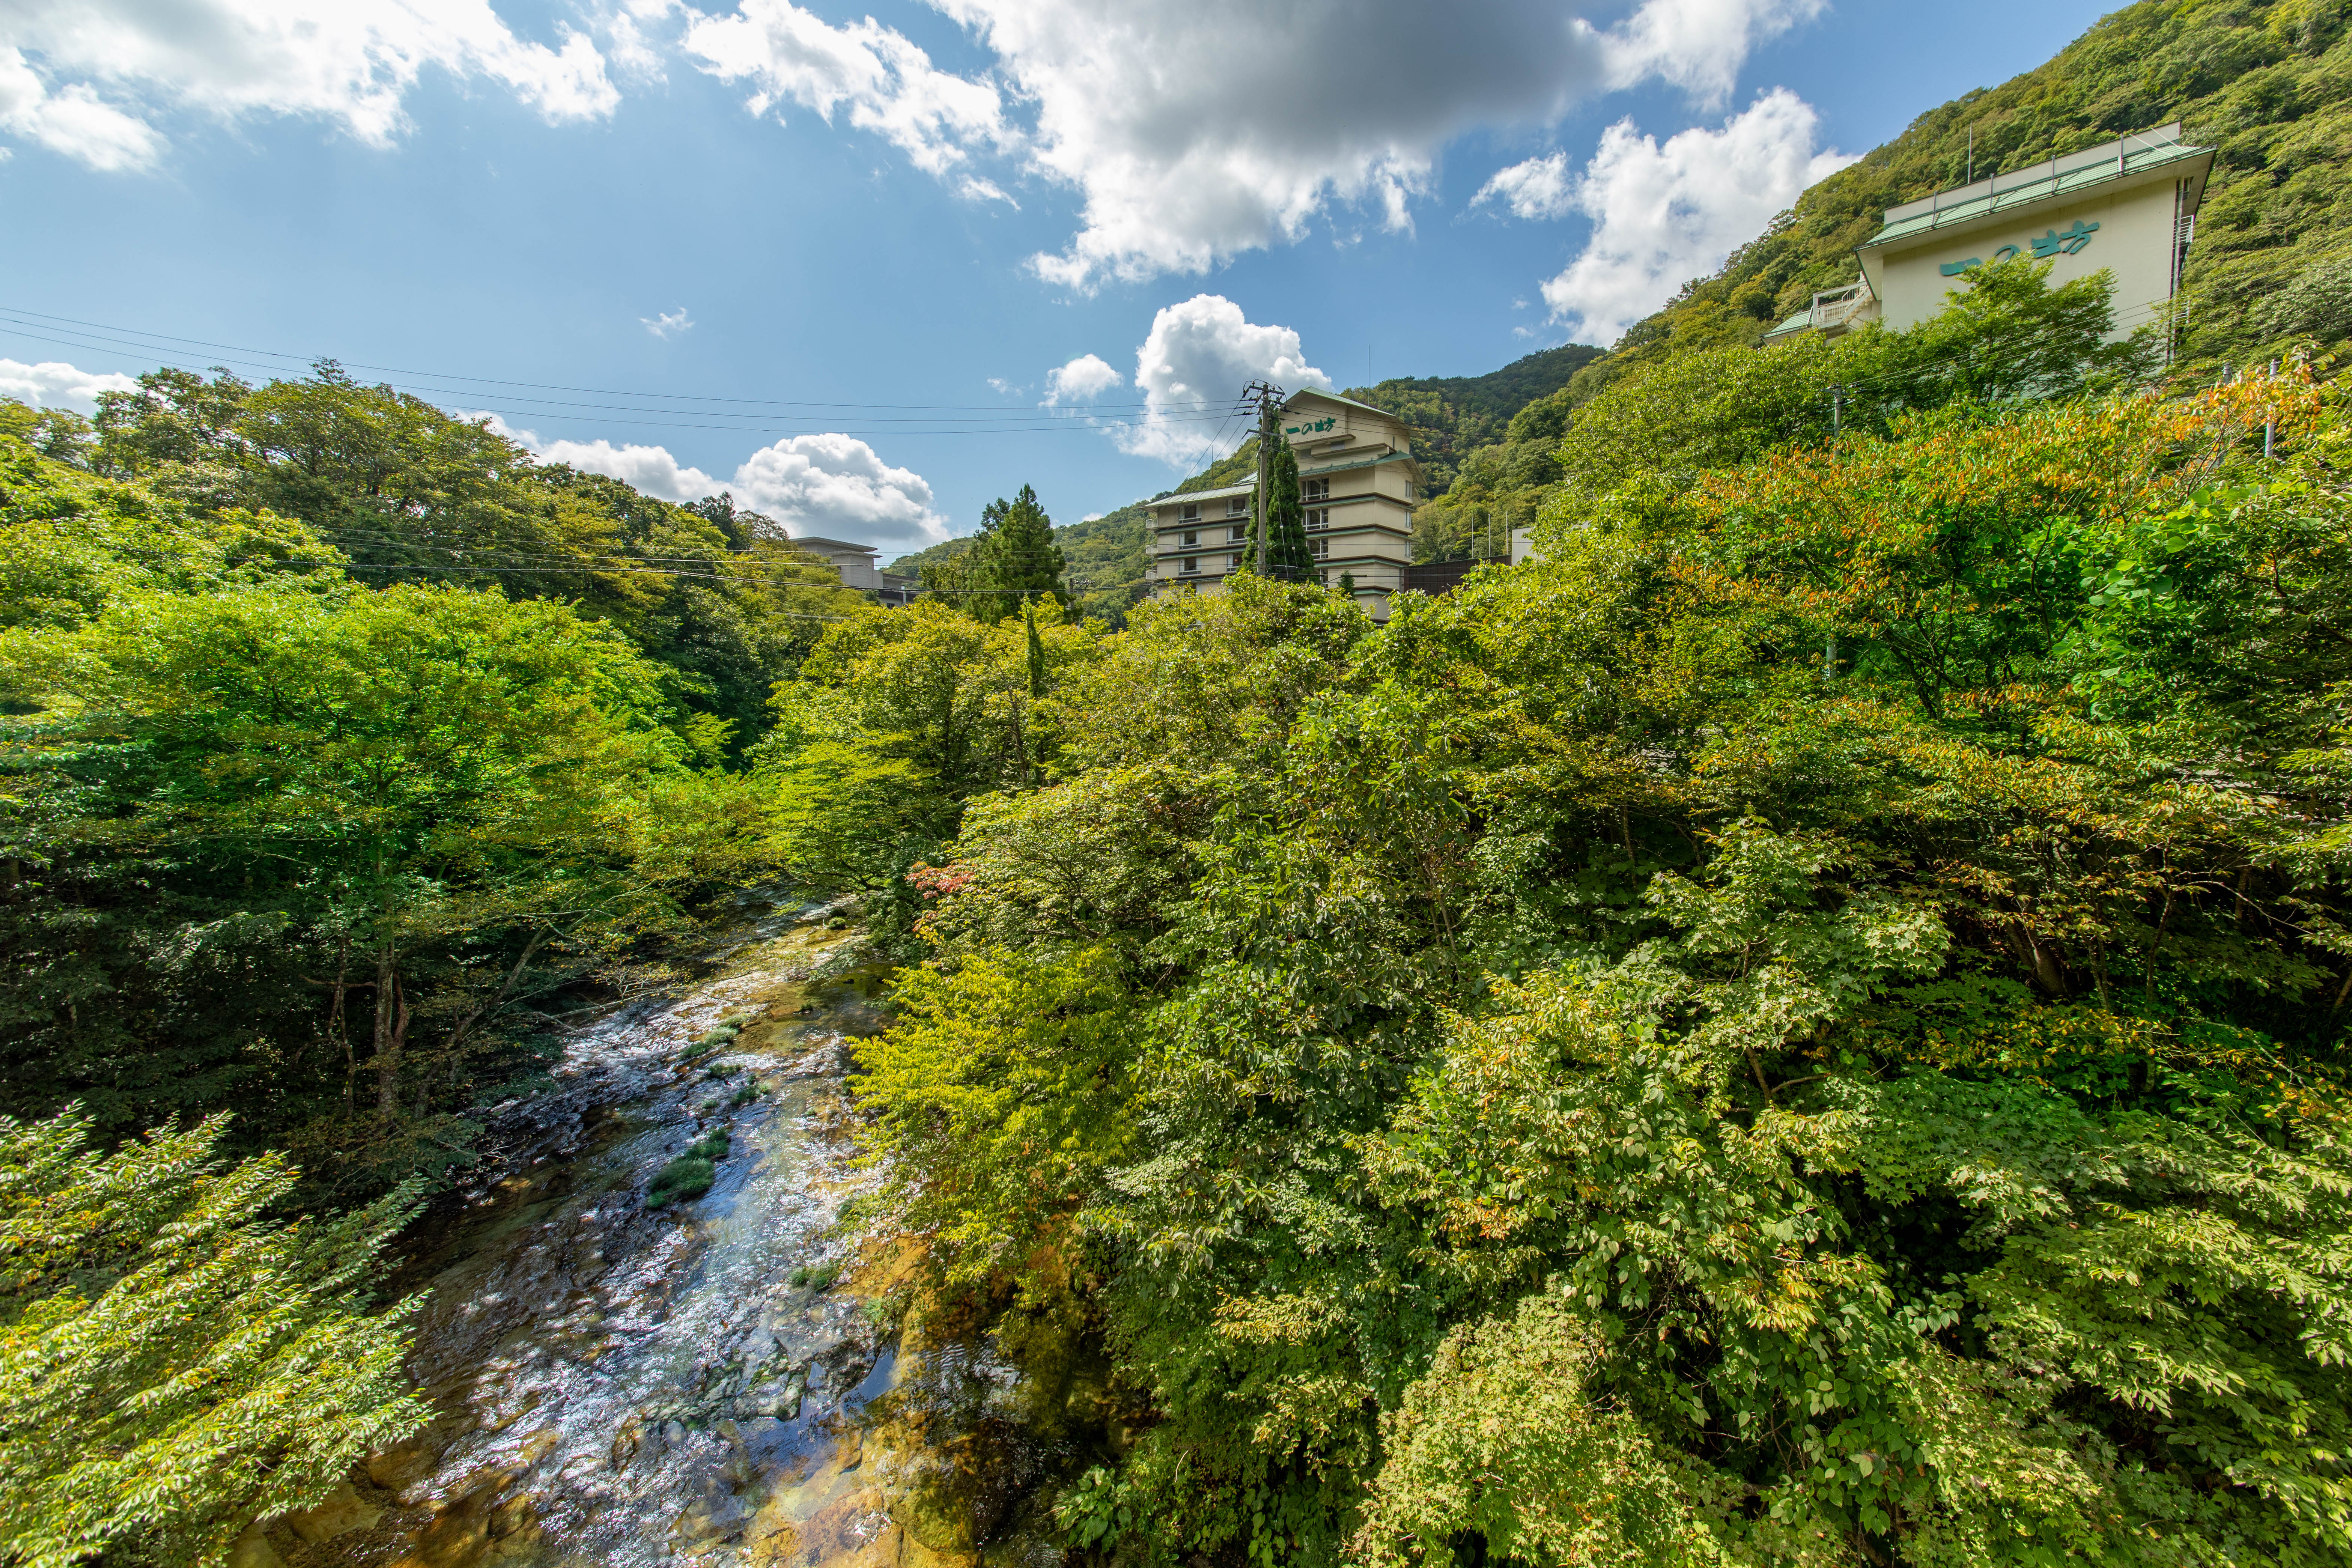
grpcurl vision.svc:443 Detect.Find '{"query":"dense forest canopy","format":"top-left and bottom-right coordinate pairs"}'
top-left (12, 0), bottom-right (2352, 1554)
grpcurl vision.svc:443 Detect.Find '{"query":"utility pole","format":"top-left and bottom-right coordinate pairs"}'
top-left (1243, 379), bottom-right (1284, 577)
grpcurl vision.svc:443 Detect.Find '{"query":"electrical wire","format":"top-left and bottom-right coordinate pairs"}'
top-left (0, 304), bottom-right (1226, 416)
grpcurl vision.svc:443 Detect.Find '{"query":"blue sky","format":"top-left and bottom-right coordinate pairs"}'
top-left (1, 0), bottom-right (2107, 555)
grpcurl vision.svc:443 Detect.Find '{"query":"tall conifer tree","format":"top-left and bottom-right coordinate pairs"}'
top-left (973, 484), bottom-right (1067, 623)
top-left (1266, 443), bottom-right (1318, 582)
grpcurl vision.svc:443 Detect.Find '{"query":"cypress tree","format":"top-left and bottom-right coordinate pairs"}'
top-left (1025, 600), bottom-right (1046, 699)
top-left (973, 484), bottom-right (1067, 623)
top-left (1266, 443), bottom-right (1318, 582)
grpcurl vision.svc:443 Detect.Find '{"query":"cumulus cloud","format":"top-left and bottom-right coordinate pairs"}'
top-left (1474, 151), bottom-right (1576, 221)
top-left (1601, 0), bottom-right (1828, 106)
top-left (672, 0), bottom-right (1826, 287)
top-left (1120, 295), bottom-right (1328, 468)
top-left (0, 0), bottom-right (617, 170)
top-left (0, 356), bottom-right (139, 411)
top-left (491, 415), bottom-right (949, 551)
top-left (679, 0), bottom-right (1008, 178)
top-left (641, 306), bottom-right (694, 339)
top-left (1537, 89), bottom-right (1855, 343)
top-left (730, 432), bottom-right (948, 547)
top-left (1042, 353), bottom-right (1120, 406)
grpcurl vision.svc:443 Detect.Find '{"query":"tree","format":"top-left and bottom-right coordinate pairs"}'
top-left (0, 575), bottom-right (725, 1186)
top-left (1265, 441), bottom-right (1318, 582)
top-left (0, 1105), bottom-right (426, 1568)
top-left (970, 484), bottom-right (1066, 622)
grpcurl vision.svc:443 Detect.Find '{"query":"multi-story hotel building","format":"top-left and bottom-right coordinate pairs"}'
top-left (1145, 388), bottom-right (1421, 620)
top-left (1764, 123), bottom-right (2215, 346)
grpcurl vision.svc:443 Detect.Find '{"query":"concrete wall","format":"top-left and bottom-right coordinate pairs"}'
top-left (1865, 175), bottom-right (2191, 338)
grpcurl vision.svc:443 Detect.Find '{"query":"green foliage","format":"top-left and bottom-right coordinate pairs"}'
top-left (81, 363), bottom-right (870, 750)
top-left (843, 343), bottom-right (2352, 1564)
top-left (788, 1258), bottom-right (844, 1292)
top-left (1340, 344), bottom-right (1608, 495)
top-left (1265, 442), bottom-right (1319, 582)
top-left (1597, 0), bottom-right (2352, 370)
top-left (965, 484), bottom-right (1068, 622)
top-left (648, 1129), bottom-right (731, 1207)
top-left (0, 429), bottom-right (773, 1192)
top-left (0, 1106), bottom-right (424, 1568)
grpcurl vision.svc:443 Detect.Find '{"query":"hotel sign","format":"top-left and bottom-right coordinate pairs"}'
top-left (1938, 220), bottom-right (2099, 276)
top-left (1285, 415), bottom-right (1339, 437)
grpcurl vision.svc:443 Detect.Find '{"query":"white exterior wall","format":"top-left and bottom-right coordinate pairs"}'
top-left (1148, 390), bottom-right (1422, 622)
top-left (1861, 172), bottom-right (2198, 339)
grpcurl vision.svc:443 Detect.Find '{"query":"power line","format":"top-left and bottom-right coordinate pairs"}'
top-left (0, 304), bottom-right (1223, 415)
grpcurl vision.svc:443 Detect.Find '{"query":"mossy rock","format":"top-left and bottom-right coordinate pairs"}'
top-left (647, 1157), bottom-right (715, 1208)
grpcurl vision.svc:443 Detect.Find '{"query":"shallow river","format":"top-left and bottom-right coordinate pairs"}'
top-left (262, 904), bottom-right (1079, 1568)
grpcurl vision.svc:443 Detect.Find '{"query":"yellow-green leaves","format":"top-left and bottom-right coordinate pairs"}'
top-left (0, 1108), bottom-right (424, 1568)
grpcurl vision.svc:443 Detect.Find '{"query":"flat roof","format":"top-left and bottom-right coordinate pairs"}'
top-left (1150, 481), bottom-right (1257, 508)
top-left (1864, 124), bottom-right (2211, 249)
top-left (787, 535), bottom-right (877, 554)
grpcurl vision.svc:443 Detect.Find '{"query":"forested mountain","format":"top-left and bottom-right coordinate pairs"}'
top-left (1415, 0), bottom-right (2352, 560)
top-left (1618, 0), bottom-right (2352, 368)
top-left (1338, 342), bottom-right (1607, 493)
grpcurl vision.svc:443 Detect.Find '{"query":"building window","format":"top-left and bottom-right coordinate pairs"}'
top-left (1228, 496), bottom-right (1250, 516)
top-left (1303, 478), bottom-right (1329, 503)
top-left (1181, 530), bottom-right (1199, 548)
top-left (1180, 556), bottom-right (1199, 575)
top-left (1305, 508), bottom-right (1328, 532)
top-left (1228, 525), bottom-right (1247, 543)
top-left (1311, 539), bottom-right (1328, 557)
top-left (1180, 503), bottom-right (1200, 522)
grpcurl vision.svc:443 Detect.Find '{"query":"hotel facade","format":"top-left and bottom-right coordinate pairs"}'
top-left (1145, 388), bottom-right (1422, 621)
top-left (1765, 123), bottom-right (2215, 346)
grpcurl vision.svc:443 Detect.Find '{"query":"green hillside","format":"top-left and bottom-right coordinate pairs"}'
top-left (1402, 0), bottom-right (2352, 561)
top-left (1621, 0), bottom-right (2352, 367)
top-left (1339, 342), bottom-right (1606, 493)
top-left (889, 346), bottom-right (1601, 620)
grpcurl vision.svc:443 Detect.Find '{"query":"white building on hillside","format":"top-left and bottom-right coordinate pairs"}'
top-left (788, 536), bottom-right (882, 592)
top-left (1765, 123), bottom-right (2215, 346)
top-left (1146, 388), bottom-right (1422, 620)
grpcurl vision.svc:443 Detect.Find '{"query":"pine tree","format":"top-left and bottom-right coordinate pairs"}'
top-left (972, 484), bottom-right (1067, 623)
top-left (1336, 570), bottom-right (1357, 600)
top-left (1266, 443), bottom-right (1318, 582)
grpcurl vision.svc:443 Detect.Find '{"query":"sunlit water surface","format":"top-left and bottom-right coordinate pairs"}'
top-left (265, 906), bottom-right (1077, 1568)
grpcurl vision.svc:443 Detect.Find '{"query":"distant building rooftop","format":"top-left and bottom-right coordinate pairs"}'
top-left (1864, 123), bottom-right (2211, 248)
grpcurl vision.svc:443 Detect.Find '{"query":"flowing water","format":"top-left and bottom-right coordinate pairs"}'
top-left (265, 903), bottom-right (1085, 1568)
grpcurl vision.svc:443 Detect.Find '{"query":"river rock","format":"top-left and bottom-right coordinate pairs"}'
top-left (286, 1481), bottom-right (382, 1543)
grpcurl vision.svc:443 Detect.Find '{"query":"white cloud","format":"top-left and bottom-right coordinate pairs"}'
top-left (641, 306), bottom-right (695, 338)
top-left (679, 0), bottom-right (1008, 178)
top-left (0, 357), bottom-right (139, 411)
top-left (1120, 295), bottom-right (1328, 467)
top-left (489, 415), bottom-right (948, 552)
top-left (672, 0), bottom-right (1827, 288)
top-left (1474, 151), bottom-right (1576, 221)
top-left (730, 432), bottom-right (948, 547)
top-left (0, 0), bottom-right (618, 171)
top-left (489, 422), bottom-right (725, 501)
top-left (1042, 353), bottom-right (1120, 406)
top-left (1601, 0), bottom-right (1827, 105)
top-left (1537, 89), bottom-right (1855, 343)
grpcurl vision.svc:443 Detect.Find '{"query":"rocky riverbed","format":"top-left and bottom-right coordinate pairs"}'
top-left (247, 902), bottom-right (1073, 1568)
